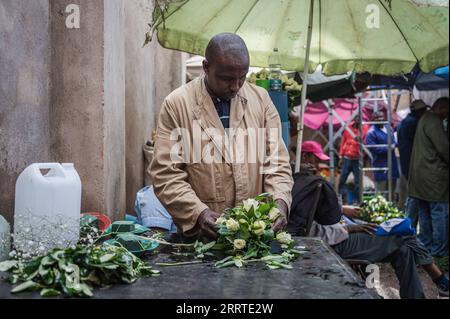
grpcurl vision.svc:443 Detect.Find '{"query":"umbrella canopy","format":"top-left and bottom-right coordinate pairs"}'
top-left (149, 0), bottom-right (448, 75)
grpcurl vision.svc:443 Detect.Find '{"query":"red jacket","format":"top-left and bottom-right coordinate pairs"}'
top-left (339, 125), bottom-right (368, 159)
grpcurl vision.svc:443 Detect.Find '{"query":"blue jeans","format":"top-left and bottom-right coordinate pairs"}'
top-left (416, 199), bottom-right (449, 257)
top-left (405, 197), bottom-right (420, 229)
top-left (338, 158), bottom-right (360, 204)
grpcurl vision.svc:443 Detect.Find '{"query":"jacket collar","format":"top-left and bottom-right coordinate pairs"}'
top-left (192, 76), bottom-right (249, 162)
top-left (193, 76), bottom-right (248, 133)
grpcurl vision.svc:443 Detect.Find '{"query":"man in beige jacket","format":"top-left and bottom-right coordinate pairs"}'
top-left (149, 33), bottom-right (293, 240)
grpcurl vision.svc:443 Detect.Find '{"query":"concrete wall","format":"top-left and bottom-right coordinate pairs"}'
top-left (0, 0), bottom-right (185, 223)
top-left (104, 0), bottom-right (126, 220)
top-left (50, 0), bottom-right (109, 218)
top-left (124, 0), bottom-right (186, 215)
top-left (0, 0), bottom-right (51, 222)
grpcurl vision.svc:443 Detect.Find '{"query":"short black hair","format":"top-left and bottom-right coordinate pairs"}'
top-left (205, 33), bottom-right (249, 65)
top-left (432, 97), bottom-right (449, 110)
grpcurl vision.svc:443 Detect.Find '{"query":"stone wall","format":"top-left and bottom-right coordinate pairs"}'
top-left (0, 0), bottom-right (51, 222)
top-left (0, 0), bottom-right (185, 223)
top-left (124, 0), bottom-right (186, 215)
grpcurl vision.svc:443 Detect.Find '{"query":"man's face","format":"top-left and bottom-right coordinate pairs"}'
top-left (373, 113), bottom-right (385, 128)
top-left (302, 152), bottom-right (321, 172)
top-left (203, 54), bottom-right (249, 100)
top-left (435, 104), bottom-right (449, 120)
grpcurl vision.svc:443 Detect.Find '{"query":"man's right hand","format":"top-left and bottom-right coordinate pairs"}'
top-left (345, 223), bottom-right (378, 236)
top-left (197, 208), bottom-right (221, 240)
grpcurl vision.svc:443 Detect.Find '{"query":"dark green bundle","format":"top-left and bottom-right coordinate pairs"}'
top-left (0, 244), bottom-right (160, 297)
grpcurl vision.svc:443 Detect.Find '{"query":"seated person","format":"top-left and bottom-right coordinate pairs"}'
top-left (134, 186), bottom-right (178, 234)
top-left (288, 141), bottom-right (449, 299)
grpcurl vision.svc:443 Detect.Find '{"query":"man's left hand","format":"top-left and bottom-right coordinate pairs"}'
top-left (342, 205), bottom-right (361, 219)
top-left (272, 199), bottom-right (289, 232)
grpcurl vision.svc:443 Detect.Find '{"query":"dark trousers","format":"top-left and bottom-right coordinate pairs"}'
top-left (338, 158), bottom-right (360, 203)
top-left (333, 233), bottom-right (433, 299)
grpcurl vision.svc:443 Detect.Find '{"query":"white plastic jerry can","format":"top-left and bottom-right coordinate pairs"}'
top-left (14, 163), bottom-right (82, 255)
top-left (0, 215), bottom-right (11, 261)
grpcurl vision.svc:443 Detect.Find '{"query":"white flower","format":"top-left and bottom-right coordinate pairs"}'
top-left (276, 232), bottom-right (292, 245)
top-left (243, 198), bottom-right (259, 212)
top-left (268, 207), bottom-right (281, 221)
top-left (252, 220), bottom-right (266, 236)
top-left (215, 217), bottom-right (226, 225)
top-left (233, 239), bottom-right (246, 250)
top-left (226, 219), bottom-right (240, 232)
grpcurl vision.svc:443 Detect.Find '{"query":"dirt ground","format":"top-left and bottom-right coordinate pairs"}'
top-left (374, 263), bottom-right (448, 299)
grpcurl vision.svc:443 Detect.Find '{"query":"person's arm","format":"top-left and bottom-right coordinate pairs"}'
top-left (342, 205), bottom-right (361, 219)
top-left (425, 115), bottom-right (450, 165)
top-left (149, 98), bottom-right (210, 235)
top-left (309, 221), bottom-right (349, 246)
top-left (262, 95), bottom-right (294, 231)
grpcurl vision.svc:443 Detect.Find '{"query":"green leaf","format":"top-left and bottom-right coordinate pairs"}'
top-left (200, 241), bottom-right (216, 252)
top-left (258, 203), bottom-right (271, 214)
top-left (11, 280), bottom-right (41, 293)
top-left (263, 229), bottom-right (275, 240)
top-left (99, 253), bottom-right (116, 264)
top-left (80, 284), bottom-right (93, 297)
top-left (40, 288), bottom-right (61, 297)
top-left (234, 259), bottom-right (244, 268)
top-left (214, 256), bottom-right (233, 267)
top-left (41, 256), bottom-right (56, 267)
top-left (0, 260), bottom-right (18, 272)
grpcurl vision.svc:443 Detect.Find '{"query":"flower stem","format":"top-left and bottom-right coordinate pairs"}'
top-left (155, 260), bottom-right (204, 267)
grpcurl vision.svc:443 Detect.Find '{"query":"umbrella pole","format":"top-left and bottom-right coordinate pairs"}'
top-left (295, 0), bottom-right (315, 173)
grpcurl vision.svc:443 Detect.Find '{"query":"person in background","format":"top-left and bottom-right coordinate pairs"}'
top-left (338, 116), bottom-right (368, 204)
top-left (288, 141), bottom-right (449, 299)
top-left (409, 97), bottom-right (449, 257)
top-left (397, 100), bottom-right (428, 228)
top-left (365, 111), bottom-right (399, 198)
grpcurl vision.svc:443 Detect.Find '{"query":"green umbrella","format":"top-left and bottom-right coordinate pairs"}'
top-left (146, 0), bottom-right (448, 171)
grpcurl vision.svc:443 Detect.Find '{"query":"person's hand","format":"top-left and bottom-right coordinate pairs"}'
top-left (272, 199), bottom-right (288, 232)
top-left (346, 223), bottom-right (378, 236)
top-left (197, 208), bottom-right (221, 240)
top-left (338, 158), bottom-right (343, 167)
top-left (342, 205), bottom-right (361, 219)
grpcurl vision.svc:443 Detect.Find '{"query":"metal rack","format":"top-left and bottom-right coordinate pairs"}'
top-left (357, 90), bottom-right (394, 202)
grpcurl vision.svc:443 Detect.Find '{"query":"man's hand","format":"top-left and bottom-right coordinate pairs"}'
top-left (197, 208), bottom-right (221, 240)
top-left (342, 205), bottom-right (361, 219)
top-left (345, 223), bottom-right (378, 236)
top-left (272, 199), bottom-right (289, 233)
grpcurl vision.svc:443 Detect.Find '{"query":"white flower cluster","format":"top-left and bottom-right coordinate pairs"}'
top-left (12, 210), bottom-right (80, 259)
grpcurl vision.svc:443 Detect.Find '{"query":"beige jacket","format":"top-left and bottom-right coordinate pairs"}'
top-left (149, 76), bottom-right (293, 234)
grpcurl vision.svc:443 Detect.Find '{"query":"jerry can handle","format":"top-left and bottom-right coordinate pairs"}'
top-left (32, 163), bottom-right (66, 178)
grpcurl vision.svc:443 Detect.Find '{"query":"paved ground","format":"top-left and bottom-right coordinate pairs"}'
top-left (375, 263), bottom-right (448, 299)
